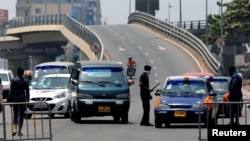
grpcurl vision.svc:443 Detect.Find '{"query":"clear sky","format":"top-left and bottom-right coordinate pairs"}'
top-left (0, 0), bottom-right (231, 25)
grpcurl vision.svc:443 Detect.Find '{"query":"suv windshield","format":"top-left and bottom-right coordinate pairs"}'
top-left (80, 67), bottom-right (126, 84)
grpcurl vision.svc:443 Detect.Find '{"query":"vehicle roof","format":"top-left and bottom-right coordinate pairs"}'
top-left (42, 74), bottom-right (71, 78)
top-left (167, 75), bottom-right (207, 81)
top-left (0, 69), bottom-right (14, 73)
top-left (205, 75), bottom-right (231, 81)
top-left (35, 61), bottom-right (74, 67)
top-left (183, 72), bottom-right (215, 77)
top-left (76, 61), bottom-right (123, 68)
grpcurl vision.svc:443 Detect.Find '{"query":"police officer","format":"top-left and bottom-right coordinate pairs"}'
top-left (139, 65), bottom-right (154, 126)
top-left (10, 67), bottom-right (30, 136)
top-left (228, 66), bottom-right (242, 125)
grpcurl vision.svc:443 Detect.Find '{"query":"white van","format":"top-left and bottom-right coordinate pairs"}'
top-left (0, 70), bottom-right (14, 99)
top-left (30, 61), bottom-right (74, 87)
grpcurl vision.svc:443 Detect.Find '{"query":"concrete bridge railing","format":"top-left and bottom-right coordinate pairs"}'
top-left (128, 12), bottom-right (220, 74)
top-left (6, 14), bottom-right (104, 61)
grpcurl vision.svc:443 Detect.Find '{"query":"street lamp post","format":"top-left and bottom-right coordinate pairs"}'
top-left (147, 0), bottom-right (150, 14)
top-left (179, 0), bottom-right (182, 28)
top-left (205, 0), bottom-right (208, 46)
top-left (129, 0), bottom-right (131, 15)
top-left (168, 2), bottom-right (173, 22)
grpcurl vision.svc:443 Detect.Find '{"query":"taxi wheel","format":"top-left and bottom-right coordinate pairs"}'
top-left (121, 113), bottom-right (128, 124)
top-left (154, 120), bottom-right (162, 128)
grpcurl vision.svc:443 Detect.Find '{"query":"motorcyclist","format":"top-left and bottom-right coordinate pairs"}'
top-left (127, 57), bottom-right (137, 76)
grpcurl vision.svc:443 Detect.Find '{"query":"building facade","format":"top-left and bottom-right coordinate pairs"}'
top-left (16, 0), bottom-right (101, 25)
top-left (13, 0), bottom-right (102, 68)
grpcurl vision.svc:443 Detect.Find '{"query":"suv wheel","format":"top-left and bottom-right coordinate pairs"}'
top-left (113, 115), bottom-right (121, 123)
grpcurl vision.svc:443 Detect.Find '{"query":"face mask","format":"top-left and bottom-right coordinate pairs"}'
top-left (145, 70), bottom-right (151, 76)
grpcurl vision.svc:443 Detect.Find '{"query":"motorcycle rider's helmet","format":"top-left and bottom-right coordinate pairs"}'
top-left (128, 56), bottom-right (132, 60)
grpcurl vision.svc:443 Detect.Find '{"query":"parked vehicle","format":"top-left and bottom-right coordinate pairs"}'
top-left (154, 76), bottom-right (218, 128)
top-left (25, 74), bottom-right (71, 119)
top-left (0, 70), bottom-right (14, 99)
top-left (68, 61), bottom-right (134, 123)
top-left (30, 61), bottom-right (74, 87)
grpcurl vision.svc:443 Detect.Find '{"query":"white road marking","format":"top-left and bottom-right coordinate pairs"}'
top-left (150, 60), bottom-right (154, 63)
top-left (145, 53), bottom-right (149, 56)
top-left (139, 46), bottom-right (142, 50)
top-left (158, 45), bottom-right (166, 50)
top-left (118, 46), bottom-right (126, 51)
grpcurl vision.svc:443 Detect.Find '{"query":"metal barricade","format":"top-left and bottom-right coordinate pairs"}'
top-left (198, 101), bottom-right (250, 141)
top-left (0, 102), bottom-right (52, 141)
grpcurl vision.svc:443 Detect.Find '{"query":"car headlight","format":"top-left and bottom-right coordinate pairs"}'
top-left (116, 93), bottom-right (130, 99)
top-left (192, 103), bottom-right (205, 108)
top-left (157, 104), bottom-right (170, 108)
top-left (54, 93), bottom-right (66, 99)
top-left (77, 93), bottom-right (93, 99)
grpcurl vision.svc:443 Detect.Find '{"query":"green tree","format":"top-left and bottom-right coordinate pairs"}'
top-left (201, 0), bottom-right (250, 44)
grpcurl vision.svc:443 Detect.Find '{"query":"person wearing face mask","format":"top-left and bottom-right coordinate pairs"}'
top-left (139, 65), bottom-right (154, 126)
top-left (228, 66), bottom-right (242, 125)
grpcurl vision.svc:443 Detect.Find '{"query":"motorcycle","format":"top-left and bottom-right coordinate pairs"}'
top-left (127, 66), bottom-right (136, 79)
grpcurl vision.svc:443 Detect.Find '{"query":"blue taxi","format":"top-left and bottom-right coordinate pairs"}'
top-left (154, 76), bottom-right (218, 128)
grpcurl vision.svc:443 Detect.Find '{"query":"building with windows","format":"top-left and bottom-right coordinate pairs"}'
top-left (16, 0), bottom-right (101, 25)
top-left (13, 0), bottom-right (102, 67)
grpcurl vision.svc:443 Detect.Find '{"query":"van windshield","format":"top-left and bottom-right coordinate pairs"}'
top-left (80, 67), bottom-right (126, 84)
top-left (32, 65), bottom-right (69, 82)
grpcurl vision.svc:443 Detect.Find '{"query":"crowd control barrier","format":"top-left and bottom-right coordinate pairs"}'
top-left (0, 102), bottom-right (52, 141)
top-left (198, 101), bottom-right (250, 141)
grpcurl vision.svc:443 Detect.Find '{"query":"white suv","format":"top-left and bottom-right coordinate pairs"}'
top-left (0, 70), bottom-right (14, 99)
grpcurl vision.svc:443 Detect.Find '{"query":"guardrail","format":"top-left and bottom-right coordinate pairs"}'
top-left (5, 14), bottom-right (104, 61)
top-left (128, 12), bottom-right (219, 74)
top-left (198, 102), bottom-right (250, 141)
top-left (1, 102), bottom-right (52, 141)
top-left (171, 20), bottom-right (207, 30)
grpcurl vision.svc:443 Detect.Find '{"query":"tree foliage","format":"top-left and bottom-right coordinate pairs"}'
top-left (202, 0), bottom-right (250, 44)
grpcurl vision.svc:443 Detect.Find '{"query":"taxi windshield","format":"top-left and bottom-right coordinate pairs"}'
top-left (163, 80), bottom-right (207, 95)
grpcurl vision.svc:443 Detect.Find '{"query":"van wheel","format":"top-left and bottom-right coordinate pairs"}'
top-left (113, 115), bottom-right (120, 123)
top-left (74, 112), bottom-right (81, 123)
top-left (121, 113), bottom-right (128, 124)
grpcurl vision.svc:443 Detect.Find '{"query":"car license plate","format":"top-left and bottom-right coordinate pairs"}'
top-left (174, 111), bottom-right (186, 117)
top-left (98, 106), bottom-right (110, 113)
top-left (34, 103), bottom-right (48, 108)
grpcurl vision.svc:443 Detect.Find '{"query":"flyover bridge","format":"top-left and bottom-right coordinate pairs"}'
top-left (0, 12), bottom-right (219, 75)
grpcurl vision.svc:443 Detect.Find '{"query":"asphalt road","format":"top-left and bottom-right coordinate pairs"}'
top-left (1, 24), bottom-right (250, 141)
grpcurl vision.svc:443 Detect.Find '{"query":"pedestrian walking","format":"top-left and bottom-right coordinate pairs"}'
top-left (139, 65), bottom-right (158, 126)
top-left (9, 67), bottom-right (30, 136)
top-left (228, 66), bottom-right (242, 125)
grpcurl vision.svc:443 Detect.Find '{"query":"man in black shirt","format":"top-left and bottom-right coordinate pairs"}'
top-left (10, 67), bottom-right (30, 136)
top-left (139, 65), bottom-right (154, 126)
